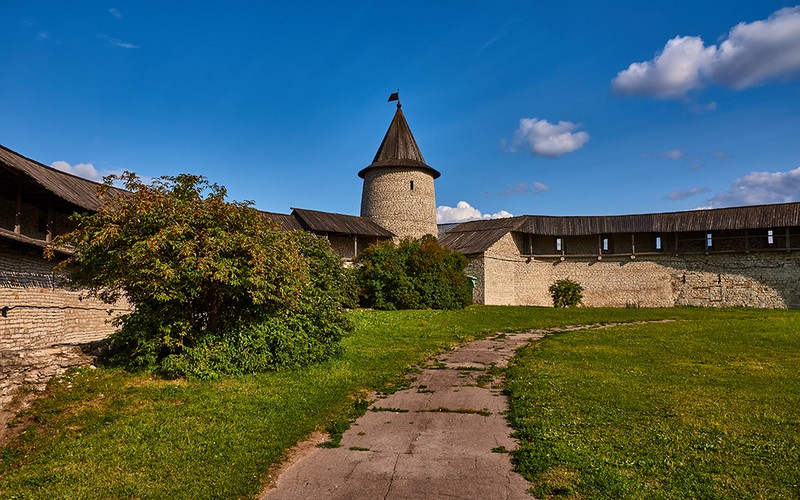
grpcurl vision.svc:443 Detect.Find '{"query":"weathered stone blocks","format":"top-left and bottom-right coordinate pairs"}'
top-left (360, 167), bottom-right (437, 239)
top-left (470, 233), bottom-right (800, 308)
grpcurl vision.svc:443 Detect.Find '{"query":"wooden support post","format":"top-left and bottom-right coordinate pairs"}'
top-left (674, 233), bottom-right (679, 255)
top-left (598, 234), bottom-right (602, 257)
top-left (631, 234), bottom-right (636, 255)
top-left (353, 235), bottom-right (358, 258)
top-left (744, 228), bottom-right (749, 252)
top-left (46, 195), bottom-right (54, 243)
top-left (787, 228), bottom-right (791, 252)
top-left (14, 182), bottom-right (22, 234)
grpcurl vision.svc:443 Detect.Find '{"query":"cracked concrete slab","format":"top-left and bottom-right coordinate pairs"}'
top-left (262, 329), bottom-right (547, 500)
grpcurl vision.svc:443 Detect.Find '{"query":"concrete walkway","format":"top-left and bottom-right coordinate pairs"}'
top-left (262, 330), bottom-right (547, 500)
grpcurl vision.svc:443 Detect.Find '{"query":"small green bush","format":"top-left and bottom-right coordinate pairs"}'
top-left (549, 279), bottom-right (583, 308)
top-left (355, 235), bottom-right (472, 310)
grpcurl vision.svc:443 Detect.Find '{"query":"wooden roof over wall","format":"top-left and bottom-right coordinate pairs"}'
top-left (291, 208), bottom-right (395, 237)
top-left (0, 144), bottom-right (126, 211)
top-left (261, 209), bottom-right (394, 238)
top-left (261, 211), bottom-right (305, 231)
top-left (439, 217), bottom-right (527, 255)
top-left (441, 203), bottom-right (800, 255)
top-left (520, 203), bottom-right (800, 235)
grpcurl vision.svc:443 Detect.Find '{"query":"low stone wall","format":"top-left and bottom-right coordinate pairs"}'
top-left (1, 247), bottom-right (130, 410)
top-left (471, 233), bottom-right (800, 308)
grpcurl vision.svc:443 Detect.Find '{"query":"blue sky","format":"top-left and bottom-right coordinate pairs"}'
top-left (2, 1), bottom-right (799, 222)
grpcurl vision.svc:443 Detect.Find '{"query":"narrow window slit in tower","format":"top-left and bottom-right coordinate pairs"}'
top-left (409, 180), bottom-right (414, 190)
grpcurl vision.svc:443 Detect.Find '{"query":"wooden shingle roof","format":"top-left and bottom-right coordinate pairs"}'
top-left (520, 203), bottom-right (800, 235)
top-left (260, 211), bottom-right (305, 231)
top-left (439, 217), bottom-right (526, 255)
top-left (357, 104), bottom-right (440, 179)
top-left (291, 208), bottom-right (395, 237)
top-left (441, 203), bottom-right (800, 255)
top-left (0, 144), bottom-right (126, 211)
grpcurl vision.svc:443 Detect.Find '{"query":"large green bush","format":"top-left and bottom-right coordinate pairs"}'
top-left (355, 235), bottom-right (472, 310)
top-left (50, 173), bottom-right (353, 378)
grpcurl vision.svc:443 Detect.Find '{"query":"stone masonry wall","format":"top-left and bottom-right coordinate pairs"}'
top-left (1, 247), bottom-right (130, 410)
top-left (473, 233), bottom-right (800, 308)
top-left (360, 167), bottom-right (437, 239)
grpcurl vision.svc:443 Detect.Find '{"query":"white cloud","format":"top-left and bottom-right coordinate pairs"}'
top-left (712, 7), bottom-right (800, 88)
top-left (37, 31), bottom-right (50, 41)
top-left (437, 201), bottom-right (513, 223)
top-left (109, 8), bottom-right (123, 19)
top-left (665, 186), bottom-right (710, 200)
top-left (707, 167), bottom-right (800, 207)
top-left (642, 149), bottom-right (687, 160)
top-left (511, 118), bottom-right (589, 157)
top-left (612, 6), bottom-right (800, 98)
top-left (664, 149), bottom-right (685, 160)
top-left (51, 161), bottom-right (103, 181)
top-left (612, 36), bottom-right (715, 98)
top-left (100, 35), bottom-right (139, 49)
top-left (498, 181), bottom-right (550, 196)
top-left (712, 150), bottom-right (732, 160)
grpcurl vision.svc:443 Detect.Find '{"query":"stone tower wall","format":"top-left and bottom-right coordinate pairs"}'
top-left (360, 167), bottom-right (437, 239)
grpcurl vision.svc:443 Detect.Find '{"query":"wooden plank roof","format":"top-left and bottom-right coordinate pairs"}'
top-left (439, 216), bottom-right (526, 255)
top-left (441, 203), bottom-right (800, 255)
top-left (260, 211), bottom-right (305, 231)
top-left (357, 104), bottom-right (440, 179)
top-left (291, 208), bottom-right (395, 237)
top-left (520, 203), bottom-right (800, 235)
top-left (0, 144), bottom-right (126, 211)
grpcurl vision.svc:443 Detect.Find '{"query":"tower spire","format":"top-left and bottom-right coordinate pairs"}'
top-left (358, 98), bottom-right (440, 179)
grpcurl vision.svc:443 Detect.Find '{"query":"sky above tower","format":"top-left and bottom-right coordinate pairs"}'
top-left (2, 1), bottom-right (799, 222)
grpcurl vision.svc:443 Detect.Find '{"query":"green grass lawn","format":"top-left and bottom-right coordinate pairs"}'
top-left (1, 306), bottom-right (798, 499)
top-left (505, 308), bottom-right (800, 499)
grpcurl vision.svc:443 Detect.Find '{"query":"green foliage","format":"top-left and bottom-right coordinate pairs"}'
top-left (50, 173), bottom-right (352, 378)
top-left (548, 278), bottom-right (583, 308)
top-left (354, 235), bottom-right (472, 310)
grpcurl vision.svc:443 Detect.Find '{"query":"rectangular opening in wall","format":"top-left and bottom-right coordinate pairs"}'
top-left (655, 235), bottom-right (662, 251)
top-left (38, 212), bottom-right (48, 234)
top-left (602, 237), bottom-right (609, 252)
top-left (706, 232), bottom-right (713, 248)
top-left (409, 180), bottom-right (414, 191)
top-left (767, 229), bottom-right (774, 245)
top-left (556, 237), bottom-right (562, 252)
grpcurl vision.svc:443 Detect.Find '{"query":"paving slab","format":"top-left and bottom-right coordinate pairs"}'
top-left (262, 329), bottom-right (547, 500)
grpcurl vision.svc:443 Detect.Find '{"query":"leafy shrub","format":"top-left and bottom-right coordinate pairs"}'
top-left (50, 173), bottom-right (353, 378)
top-left (355, 235), bottom-right (472, 310)
top-left (549, 279), bottom-right (583, 308)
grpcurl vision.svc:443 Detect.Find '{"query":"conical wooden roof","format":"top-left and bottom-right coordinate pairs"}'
top-left (358, 104), bottom-right (440, 179)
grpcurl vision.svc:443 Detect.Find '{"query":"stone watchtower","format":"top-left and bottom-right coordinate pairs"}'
top-left (359, 100), bottom-right (440, 239)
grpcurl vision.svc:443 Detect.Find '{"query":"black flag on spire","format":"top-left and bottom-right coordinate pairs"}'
top-left (387, 92), bottom-right (399, 102)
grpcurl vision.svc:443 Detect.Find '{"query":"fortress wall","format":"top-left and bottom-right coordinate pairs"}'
top-left (465, 257), bottom-right (485, 305)
top-left (0, 246), bottom-right (130, 409)
top-left (476, 234), bottom-right (800, 308)
top-left (327, 235), bottom-right (357, 260)
top-left (479, 233), bottom-right (521, 305)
